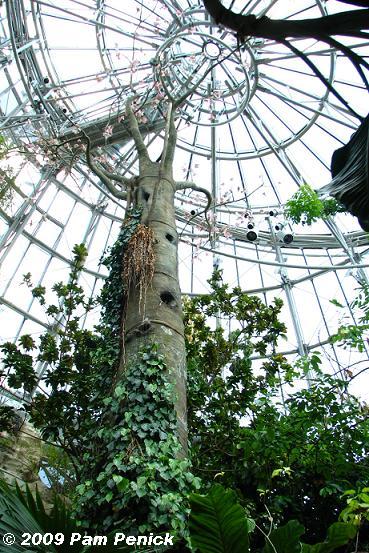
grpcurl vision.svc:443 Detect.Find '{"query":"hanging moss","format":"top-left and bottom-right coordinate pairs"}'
top-left (98, 207), bottom-right (143, 342)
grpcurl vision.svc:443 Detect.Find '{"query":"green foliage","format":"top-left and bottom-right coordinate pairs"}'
top-left (0, 480), bottom-right (138, 552)
top-left (189, 484), bottom-right (250, 553)
top-left (185, 271), bottom-right (290, 496)
top-left (184, 277), bottom-right (369, 548)
top-left (285, 184), bottom-right (344, 225)
top-left (75, 343), bottom-right (200, 537)
top-left (264, 519), bottom-right (357, 553)
top-left (263, 520), bottom-right (304, 553)
top-left (2, 213), bottom-right (369, 550)
top-left (188, 485), bottom-right (357, 553)
top-left (0, 134), bottom-right (15, 210)
top-left (0, 404), bottom-right (20, 433)
top-left (1, 210), bottom-right (198, 541)
top-left (71, 208), bottom-right (200, 536)
top-left (231, 361), bottom-right (369, 543)
top-left (185, 270), bottom-right (290, 488)
top-left (1, 244), bottom-right (103, 444)
top-left (339, 486), bottom-right (369, 526)
top-left (330, 284), bottom-right (369, 352)
top-left (0, 341), bottom-right (37, 393)
top-left (300, 522), bottom-right (357, 553)
top-left (0, 479), bottom-right (82, 552)
top-left (40, 445), bottom-right (75, 496)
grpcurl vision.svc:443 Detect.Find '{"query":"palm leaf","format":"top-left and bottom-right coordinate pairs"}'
top-left (0, 481), bottom-right (52, 552)
top-left (0, 481), bottom-right (169, 552)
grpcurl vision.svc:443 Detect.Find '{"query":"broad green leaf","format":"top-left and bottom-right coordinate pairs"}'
top-left (301, 522), bottom-right (357, 553)
top-left (263, 520), bottom-right (304, 553)
top-left (189, 484), bottom-right (250, 553)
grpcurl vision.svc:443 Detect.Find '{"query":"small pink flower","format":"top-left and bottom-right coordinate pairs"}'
top-left (103, 125), bottom-right (113, 138)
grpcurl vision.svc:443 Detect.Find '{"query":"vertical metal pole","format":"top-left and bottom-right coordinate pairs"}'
top-left (268, 217), bottom-right (311, 383)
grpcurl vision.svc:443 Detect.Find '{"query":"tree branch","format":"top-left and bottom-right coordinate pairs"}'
top-left (202, 0), bottom-right (369, 117)
top-left (280, 38), bottom-right (364, 121)
top-left (84, 135), bottom-right (128, 200)
top-left (176, 181), bottom-right (213, 212)
top-left (176, 182), bottom-right (213, 243)
top-left (125, 97), bottom-right (150, 164)
top-left (202, 0), bottom-right (369, 40)
top-left (315, 34), bottom-right (369, 90)
top-left (335, 0), bottom-right (369, 7)
top-left (162, 102), bottom-right (177, 171)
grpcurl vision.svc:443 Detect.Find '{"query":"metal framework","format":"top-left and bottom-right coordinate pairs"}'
top-left (1, 0), bottom-right (369, 400)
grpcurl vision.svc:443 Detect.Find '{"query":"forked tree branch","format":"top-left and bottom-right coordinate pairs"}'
top-left (125, 97), bottom-right (150, 164)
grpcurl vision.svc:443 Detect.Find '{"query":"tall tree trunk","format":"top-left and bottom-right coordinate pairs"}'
top-left (123, 159), bottom-right (187, 453)
top-left (85, 101), bottom-right (211, 457)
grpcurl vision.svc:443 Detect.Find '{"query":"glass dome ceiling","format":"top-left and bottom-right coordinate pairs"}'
top-left (0, 0), bottom-right (369, 397)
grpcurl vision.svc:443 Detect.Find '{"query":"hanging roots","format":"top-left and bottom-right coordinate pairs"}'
top-left (123, 224), bottom-right (155, 314)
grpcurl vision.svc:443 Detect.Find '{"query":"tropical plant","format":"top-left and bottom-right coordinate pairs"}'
top-left (0, 134), bottom-right (15, 210)
top-left (0, 240), bottom-right (201, 539)
top-left (330, 285), bottom-right (369, 352)
top-left (184, 275), bottom-right (369, 548)
top-left (189, 485), bottom-right (250, 553)
top-left (284, 184), bottom-right (344, 225)
top-left (40, 445), bottom-right (76, 496)
top-left (339, 486), bottom-right (369, 528)
top-left (0, 480), bottom-right (137, 552)
top-left (188, 484), bottom-right (358, 553)
top-left (3, 261), bottom-right (369, 548)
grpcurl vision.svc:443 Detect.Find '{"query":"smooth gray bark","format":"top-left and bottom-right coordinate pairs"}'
top-left (123, 160), bottom-right (188, 452)
top-left (85, 102), bottom-right (211, 454)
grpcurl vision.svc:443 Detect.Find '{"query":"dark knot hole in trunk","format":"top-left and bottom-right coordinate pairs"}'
top-left (165, 233), bottom-right (176, 244)
top-left (160, 291), bottom-right (177, 308)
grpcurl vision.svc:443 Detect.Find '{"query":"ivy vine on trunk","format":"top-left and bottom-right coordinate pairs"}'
top-left (72, 98), bottom-right (213, 535)
top-left (83, 98), bottom-right (212, 454)
top-left (0, 98), bottom-right (213, 538)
